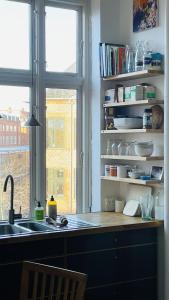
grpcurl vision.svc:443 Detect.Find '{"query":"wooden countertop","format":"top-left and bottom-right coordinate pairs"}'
top-left (0, 212), bottom-right (163, 245)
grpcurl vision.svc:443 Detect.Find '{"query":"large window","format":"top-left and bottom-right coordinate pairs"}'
top-left (0, 0), bottom-right (85, 218)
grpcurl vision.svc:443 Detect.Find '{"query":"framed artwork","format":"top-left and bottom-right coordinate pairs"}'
top-left (133, 0), bottom-right (159, 32)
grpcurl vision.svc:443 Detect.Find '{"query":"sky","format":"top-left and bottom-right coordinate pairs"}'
top-left (0, 1), bottom-right (76, 71)
top-left (0, 0), bottom-right (77, 109)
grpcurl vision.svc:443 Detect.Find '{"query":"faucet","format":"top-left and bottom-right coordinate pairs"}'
top-left (3, 175), bottom-right (15, 224)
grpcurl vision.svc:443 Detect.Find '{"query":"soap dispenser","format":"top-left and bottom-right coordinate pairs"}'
top-left (35, 201), bottom-right (44, 221)
top-left (47, 195), bottom-right (57, 220)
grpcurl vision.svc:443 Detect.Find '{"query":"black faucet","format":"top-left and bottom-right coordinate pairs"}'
top-left (3, 175), bottom-right (15, 224)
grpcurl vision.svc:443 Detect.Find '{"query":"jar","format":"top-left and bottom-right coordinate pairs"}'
top-left (111, 140), bottom-right (120, 155)
top-left (118, 141), bottom-right (130, 156)
top-left (110, 165), bottom-right (117, 177)
top-left (143, 108), bottom-right (152, 129)
top-left (105, 165), bottom-right (110, 176)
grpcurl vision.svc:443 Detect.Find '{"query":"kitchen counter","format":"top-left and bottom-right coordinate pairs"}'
top-left (0, 212), bottom-right (162, 299)
top-left (0, 212), bottom-right (163, 245)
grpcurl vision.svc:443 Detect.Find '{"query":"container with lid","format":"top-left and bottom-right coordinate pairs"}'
top-left (143, 108), bottom-right (152, 129)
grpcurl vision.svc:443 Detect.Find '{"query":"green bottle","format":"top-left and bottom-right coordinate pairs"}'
top-left (35, 201), bottom-right (44, 221)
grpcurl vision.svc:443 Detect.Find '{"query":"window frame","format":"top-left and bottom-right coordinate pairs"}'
top-left (0, 0), bottom-right (90, 218)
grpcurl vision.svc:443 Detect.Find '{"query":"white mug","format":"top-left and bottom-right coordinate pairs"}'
top-left (115, 200), bottom-right (125, 213)
top-left (117, 166), bottom-right (127, 178)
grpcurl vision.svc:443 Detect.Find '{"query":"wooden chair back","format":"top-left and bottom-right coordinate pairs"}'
top-left (20, 261), bottom-right (87, 300)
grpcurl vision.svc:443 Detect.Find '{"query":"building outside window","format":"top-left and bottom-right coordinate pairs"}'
top-left (0, 0), bottom-right (87, 219)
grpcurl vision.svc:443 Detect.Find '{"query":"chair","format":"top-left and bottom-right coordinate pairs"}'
top-left (20, 261), bottom-right (87, 300)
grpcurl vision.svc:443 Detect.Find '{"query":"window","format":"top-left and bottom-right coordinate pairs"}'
top-left (46, 89), bottom-right (77, 214)
top-left (0, 0), bottom-right (86, 219)
top-left (0, 0), bottom-right (30, 69)
top-left (45, 6), bottom-right (77, 73)
top-left (0, 86), bottom-right (30, 219)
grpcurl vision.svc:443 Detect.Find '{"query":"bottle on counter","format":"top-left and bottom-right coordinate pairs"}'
top-left (47, 195), bottom-right (57, 220)
top-left (35, 201), bottom-right (44, 221)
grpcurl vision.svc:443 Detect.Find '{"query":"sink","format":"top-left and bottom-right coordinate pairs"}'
top-left (16, 221), bottom-right (55, 232)
top-left (0, 224), bottom-right (30, 236)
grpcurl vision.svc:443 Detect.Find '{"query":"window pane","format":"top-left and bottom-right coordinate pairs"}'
top-left (0, 86), bottom-right (30, 220)
top-left (46, 6), bottom-right (77, 73)
top-left (46, 89), bottom-right (76, 214)
top-left (0, 1), bottom-right (30, 69)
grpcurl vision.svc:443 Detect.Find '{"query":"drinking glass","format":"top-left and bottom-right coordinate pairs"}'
top-left (139, 195), bottom-right (154, 220)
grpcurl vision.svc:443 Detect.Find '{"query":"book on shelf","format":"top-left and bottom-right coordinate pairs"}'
top-left (99, 42), bottom-right (126, 78)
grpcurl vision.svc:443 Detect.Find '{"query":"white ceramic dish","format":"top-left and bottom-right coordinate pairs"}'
top-left (113, 117), bottom-right (143, 129)
top-left (128, 170), bottom-right (145, 179)
top-left (134, 142), bottom-right (153, 157)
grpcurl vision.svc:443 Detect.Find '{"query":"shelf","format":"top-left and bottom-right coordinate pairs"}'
top-left (103, 99), bottom-right (164, 108)
top-left (101, 176), bottom-right (162, 186)
top-left (102, 70), bottom-right (163, 81)
top-left (101, 155), bottom-right (164, 161)
top-left (101, 129), bottom-right (163, 134)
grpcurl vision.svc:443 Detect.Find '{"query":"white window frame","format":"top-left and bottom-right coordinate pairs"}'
top-left (0, 0), bottom-right (90, 217)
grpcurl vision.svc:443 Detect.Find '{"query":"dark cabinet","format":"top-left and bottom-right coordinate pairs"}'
top-left (0, 227), bottom-right (158, 300)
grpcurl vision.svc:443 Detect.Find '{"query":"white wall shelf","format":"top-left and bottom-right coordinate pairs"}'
top-left (101, 155), bottom-right (164, 161)
top-left (101, 176), bottom-right (162, 186)
top-left (102, 70), bottom-right (163, 81)
top-left (103, 99), bottom-right (164, 108)
top-left (101, 129), bottom-right (163, 134)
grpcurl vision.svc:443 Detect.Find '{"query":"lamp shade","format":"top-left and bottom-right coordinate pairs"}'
top-left (24, 114), bottom-right (41, 127)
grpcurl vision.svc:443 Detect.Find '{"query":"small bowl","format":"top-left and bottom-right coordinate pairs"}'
top-left (128, 170), bottom-right (145, 179)
top-left (134, 142), bottom-right (153, 157)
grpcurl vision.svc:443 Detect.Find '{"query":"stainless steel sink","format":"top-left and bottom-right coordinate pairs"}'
top-left (16, 221), bottom-right (55, 232)
top-left (0, 224), bottom-right (30, 236)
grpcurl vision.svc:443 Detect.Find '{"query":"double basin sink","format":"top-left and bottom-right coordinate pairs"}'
top-left (0, 218), bottom-right (98, 237)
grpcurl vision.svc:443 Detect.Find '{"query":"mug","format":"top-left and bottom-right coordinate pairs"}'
top-left (117, 166), bottom-right (127, 178)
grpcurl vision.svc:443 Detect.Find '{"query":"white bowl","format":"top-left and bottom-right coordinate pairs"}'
top-left (113, 117), bottom-right (143, 129)
top-left (134, 142), bottom-right (153, 157)
top-left (128, 170), bottom-right (145, 179)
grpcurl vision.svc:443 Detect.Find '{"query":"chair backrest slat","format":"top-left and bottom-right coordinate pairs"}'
top-left (55, 276), bottom-right (62, 300)
top-left (40, 273), bottom-right (46, 300)
top-left (20, 261), bottom-right (87, 300)
top-left (32, 271), bottom-right (38, 300)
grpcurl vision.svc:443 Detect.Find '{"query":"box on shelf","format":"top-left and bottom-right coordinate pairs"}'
top-left (124, 87), bottom-right (131, 101)
top-left (130, 85), bottom-right (144, 101)
top-left (143, 85), bottom-right (156, 99)
top-left (118, 87), bottom-right (124, 102)
top-left (105, 89), bottom-right (115, 102)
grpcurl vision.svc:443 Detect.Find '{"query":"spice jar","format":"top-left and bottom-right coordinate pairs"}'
top-left (110, 165), bottom-right (117, 177)
top-left (143, 108), bottom-right (152, 129)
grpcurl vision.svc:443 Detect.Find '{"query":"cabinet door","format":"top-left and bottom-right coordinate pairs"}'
top-left (0, 238), bottom-right (64, 263)
top-left (116, 278), bottom-right (157, 300)
top-left (0, 262), bottom-right (22, 299)
top-left (116, 244), bottom-right (157, 281)
top-left (34, 256), bottom-right (65, 268)
top-left (116, 228), bottom-right (157, 247)
top-left (67, 232), bottom-right (118, 253)
top-left (67, 250), bottom-right (118, 287)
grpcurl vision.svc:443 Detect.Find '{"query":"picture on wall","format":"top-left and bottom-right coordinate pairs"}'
top-left (133, 0), bottom-right (159, 32)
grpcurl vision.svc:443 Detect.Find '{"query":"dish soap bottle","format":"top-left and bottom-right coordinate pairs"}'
top-left (47, 195), bottom-right (57, 220)
top-left (35, 201), bottom-right (44, 221)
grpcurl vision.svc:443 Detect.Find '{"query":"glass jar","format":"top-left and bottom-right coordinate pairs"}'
top-left (135, 40), bottom-right (144, 71)
top-left (143, 108), bottom-right (152, 129)
top-left (118, 141), bottom-right (130, 155)
top-left (111, 140), bottom-right (120, 155)
top-left (126, 45), bottom-right (135, 73)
